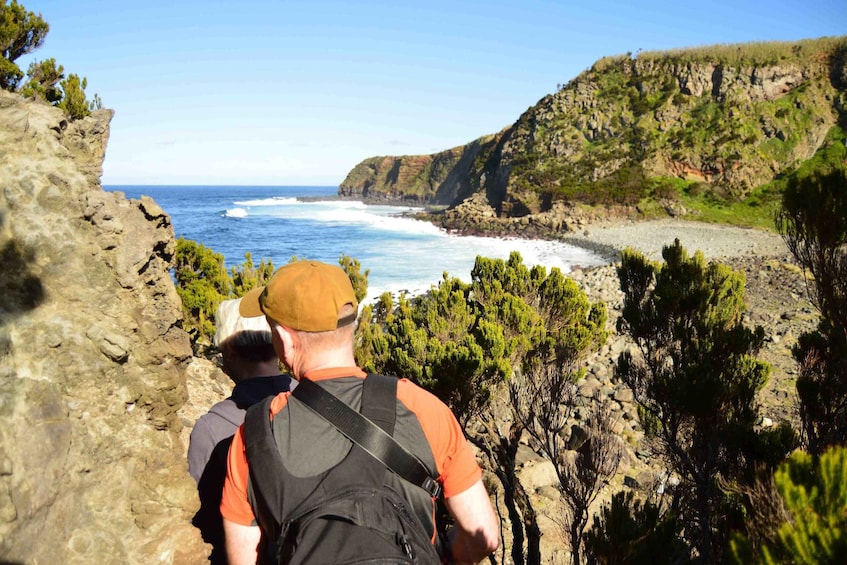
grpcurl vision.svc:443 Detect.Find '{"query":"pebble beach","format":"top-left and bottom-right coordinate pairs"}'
top-left (561, 218), bottom-right (789, 262)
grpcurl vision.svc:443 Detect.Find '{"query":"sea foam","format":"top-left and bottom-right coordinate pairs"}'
top-left (225, 208), bottom-right (248, 218)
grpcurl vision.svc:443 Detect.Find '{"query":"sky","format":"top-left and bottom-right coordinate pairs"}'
top-left (19, 0), bottom-right (847, 186)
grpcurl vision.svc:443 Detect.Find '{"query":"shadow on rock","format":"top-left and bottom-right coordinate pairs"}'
top-left (0, 239), bottom-right (45, 321)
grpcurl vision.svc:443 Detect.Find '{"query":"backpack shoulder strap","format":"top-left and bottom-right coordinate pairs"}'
top-left (360, 373), bottom-right (397, 435)
top-left (292, 374), bottom-right (441, 498)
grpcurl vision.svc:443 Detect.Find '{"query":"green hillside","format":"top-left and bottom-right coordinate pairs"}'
top-left (340, 36), bottom-right (847, 229)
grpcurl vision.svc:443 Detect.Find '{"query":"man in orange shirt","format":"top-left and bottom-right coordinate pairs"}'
top-left (220, 260), bottom-right (499, 564)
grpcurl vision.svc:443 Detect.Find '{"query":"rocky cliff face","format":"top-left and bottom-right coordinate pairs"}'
top-left (340, 36), bottom-right (847, 217)
top-left (338, 135), bottom-right (500, 205)
top-left (0, 91), bottom-right (208, 563)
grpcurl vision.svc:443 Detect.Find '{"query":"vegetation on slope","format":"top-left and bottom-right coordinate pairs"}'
top-left (341, 36), bottom-right (847, 231)
top-left (506, 36), bottom-right (846, 208)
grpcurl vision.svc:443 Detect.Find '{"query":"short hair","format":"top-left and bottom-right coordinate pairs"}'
top-left (219, 330), bottom-right (277, 364)
top-left (284, 303), bottom-right (357, 351)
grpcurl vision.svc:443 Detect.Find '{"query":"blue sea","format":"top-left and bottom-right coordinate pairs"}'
top-left (105, 185), bottom-right (607, 304)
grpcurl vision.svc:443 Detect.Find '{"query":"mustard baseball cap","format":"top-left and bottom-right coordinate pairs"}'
top-left (239, 260), bottom-right (358, 331)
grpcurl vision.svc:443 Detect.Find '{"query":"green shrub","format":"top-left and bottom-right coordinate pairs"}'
top-left (584, 491), bottom-right (689, 564)
top-left (229, 252), bottom-right (274, 297)
top-left (616, 240), bottom-right (786, 562)
top-left (173, 238), bottom-right (230, 343)
top-left (173, 239), bottom-right (369, 347)
top-left (650, 177), bottom-right (686, 201)
top-left (20, 57), bottom-right (62, 102)
top-left (777, 167), bottom-right (847, 457)
top-left (731, 446), bottom-right (847, 564)
top-left (1, 0), bottom-right (101, 118)
top-left (57, 73), bottom-right (94, 119)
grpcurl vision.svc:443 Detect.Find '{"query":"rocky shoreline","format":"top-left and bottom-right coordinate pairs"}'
top-left (488, 213), bottom-right (814, 561)
top-left (493, 207), bottom-right (814, 427)
top-left (323, 192), bottom-right (811, 423)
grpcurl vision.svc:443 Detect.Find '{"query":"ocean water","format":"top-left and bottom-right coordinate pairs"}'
top-left (106, 185), bottom-right (607, 304)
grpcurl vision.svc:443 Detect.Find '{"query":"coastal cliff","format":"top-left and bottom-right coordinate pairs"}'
top-left (0, 90), bottom-right (208, 562)
top-left (340, 36), bottom-right (847, 220)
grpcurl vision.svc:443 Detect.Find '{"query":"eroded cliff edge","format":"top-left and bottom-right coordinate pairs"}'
top-left (340, 37), bottom-right (847, 223)
top-left (0, 90), bottom-right (207, 563)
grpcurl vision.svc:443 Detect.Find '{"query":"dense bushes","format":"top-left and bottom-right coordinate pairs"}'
top-left (170, 174), bottom-right (847, 561)
top-left (173, 237), bottom-right (368, 348)
top-left (776, 169), bottom-right (847, 458)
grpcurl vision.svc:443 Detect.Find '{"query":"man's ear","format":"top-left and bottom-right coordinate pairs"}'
top-left (269, 321), bottom-right (296, 365)
top-left (269, 320), bottom-right (286, 342)
top-left (276, 324), bottom-right (295, 351)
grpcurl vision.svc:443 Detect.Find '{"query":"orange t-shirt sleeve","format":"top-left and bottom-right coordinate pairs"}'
top-left (221, 393), bottom-right (290, 526)
top-left (396, 379), bottom-right (481, 499)
top-left (219, 424), bottom-right (255, 526)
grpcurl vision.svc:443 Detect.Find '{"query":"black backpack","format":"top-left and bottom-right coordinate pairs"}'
top-left (243, 374), bottom-right (444, 564)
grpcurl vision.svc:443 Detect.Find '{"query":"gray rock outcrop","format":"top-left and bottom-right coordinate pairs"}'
top-left (0, 91), bottom-right (207, 563)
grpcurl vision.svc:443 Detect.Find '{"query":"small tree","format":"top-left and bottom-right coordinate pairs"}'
top-left (1, 1), bottom-right (100, 117)
top-left (616, 240), bottom-right (779, 563)
top-left (355, 252), bottom-right (608, 564)
top-left (173, 237), bottom-right (231, 342)
top-left (57, 73), bottom-right (94, 119)
top-left (509, 268), bottom-right (612, 565)
top-left (229, 252), bottom-right (274, 297)
top-left (0, 0), bottom-right (48, 90)
top-left (776, 168), bottom-right (847, 458)
top-left (338, 254), bottom-right (369, 304)
top-left (173, 246), bottom-right (370, 347)
top-left (519, 383), bottom-right (622, 565)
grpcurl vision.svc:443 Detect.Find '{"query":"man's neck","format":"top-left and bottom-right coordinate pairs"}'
top-left (292, 350), bottom-right (356, 380)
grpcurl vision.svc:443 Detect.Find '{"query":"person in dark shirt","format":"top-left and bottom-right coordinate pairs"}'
top-left (188, 298), bottom-right (292, 563)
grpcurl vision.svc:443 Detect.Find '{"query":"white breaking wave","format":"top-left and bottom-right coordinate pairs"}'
top-left (111, 185), bottom-right (610, 312)
top-left (357, 232), bottom-right (607, 307)
top-left (225, 208), bottom-right (248, 218)
top-left (233, 197), bottom-right (299, 206)
top-left (238, 198), bottom-right (438, 236)
top-left (309, 207), bottom-right (442, 235)
top-left (228, 198), bottom-right (604, 304)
